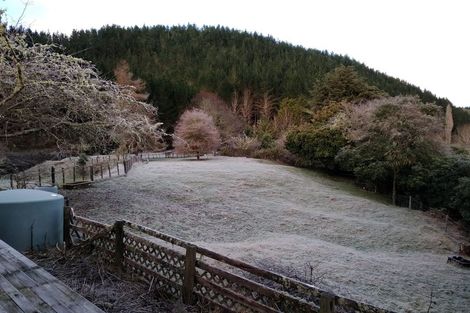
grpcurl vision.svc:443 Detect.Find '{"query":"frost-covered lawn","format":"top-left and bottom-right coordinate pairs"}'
top-left (65, 156), bottom-right (470, 313)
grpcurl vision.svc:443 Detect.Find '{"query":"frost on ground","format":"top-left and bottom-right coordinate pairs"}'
top-left (64, 156), bottom-right (470, 313)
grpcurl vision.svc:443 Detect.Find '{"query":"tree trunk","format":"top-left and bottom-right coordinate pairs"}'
top-left (392, 168), bottom-right (397, 206)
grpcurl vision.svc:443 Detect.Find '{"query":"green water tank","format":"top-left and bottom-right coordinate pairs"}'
top-left (0, 189), bottom-right (64, 251)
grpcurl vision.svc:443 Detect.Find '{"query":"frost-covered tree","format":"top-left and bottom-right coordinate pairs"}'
top-left (342, 96), bottom-right (444, 204)
top-left (174, 109), bottom-right (221, 159)
top-left (0, 22), bottom-right (163, 155)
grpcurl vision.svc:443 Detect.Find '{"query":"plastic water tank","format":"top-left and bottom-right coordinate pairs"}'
top-left (0, 189), bottom-right (64, 251)
top-left (34, 186), bottom-right (59, 194)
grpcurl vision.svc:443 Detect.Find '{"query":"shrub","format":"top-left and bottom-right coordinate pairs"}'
top-left (77, 153), bottom-right (89, 166)
top-left (174, 109), bottom-right (221, 159)
top-left (220, 136), bottom-right (260, 157)
top-left (311, 101), bottom-right (344, 125)
top-left (272, 97), bottom-right (310, 136)
top-left (253, 118), bottom-right (276, 149)
top-left (286, 126), bottom-right (348, 170)
top-left (452, 177), bottom-right (470, 223)
top-left (259, 133), bottom-right (275, 149)
top-left (252, 146), bottom-right (301, 165)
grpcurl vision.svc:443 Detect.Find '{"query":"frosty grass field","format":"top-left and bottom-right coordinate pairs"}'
top-left (65, 156), bottom-right (470, 313)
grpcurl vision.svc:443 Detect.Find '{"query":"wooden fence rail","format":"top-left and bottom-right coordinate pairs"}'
top-left (142, 151), bottom-right (208, 161)
top-left (69, 216), bottom-right (393, 313)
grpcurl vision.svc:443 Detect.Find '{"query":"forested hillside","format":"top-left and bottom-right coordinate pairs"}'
top-left (9, 24), bottom-right (468, 222)
top-left (27, 25), bottom-right (452, 127)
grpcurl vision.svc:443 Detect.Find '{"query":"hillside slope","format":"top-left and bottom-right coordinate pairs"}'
top-left (65, 157), bottom-right (470, 313)
top-left (29, 25), bottom-right (451, 126)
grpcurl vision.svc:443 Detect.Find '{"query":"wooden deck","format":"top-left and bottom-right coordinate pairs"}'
top-left (0, 239), bottom-right (104, 313)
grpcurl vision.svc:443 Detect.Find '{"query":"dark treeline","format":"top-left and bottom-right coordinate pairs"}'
top-left (26, 24), bottom-right (452, 127)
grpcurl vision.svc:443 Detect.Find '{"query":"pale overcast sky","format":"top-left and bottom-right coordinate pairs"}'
top-left (2, 0), bottom-right (470, 107)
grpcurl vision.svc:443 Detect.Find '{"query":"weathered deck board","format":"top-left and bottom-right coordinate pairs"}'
top-left (0, 240), bottom-right (104, 313)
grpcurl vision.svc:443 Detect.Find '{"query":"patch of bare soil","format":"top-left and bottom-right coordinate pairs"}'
top-left (63, 156), bottom-right (470, 313)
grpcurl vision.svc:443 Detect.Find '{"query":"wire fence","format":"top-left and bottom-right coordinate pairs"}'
top-left (395, 195), bottom-right (424, 210)
top-left (0, 152), bottom-right (208, 190)
top-left (0, 154), bottom-right (140, 190)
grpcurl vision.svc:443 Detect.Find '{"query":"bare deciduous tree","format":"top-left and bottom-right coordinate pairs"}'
top-left (240, 88), bottom-right (254, 123)
top-left (256, 91), bottom-right (276, 121)
top-left (192, 91), bottom-right (245, 144)
top-left (230, 90), bottom-right (239, 114)
top-left (0, 26), bottom-right (163, 155)
top-left (173, 109), bottom-right (221, 159)
top-left (113, 59), bottom-right (149, 102)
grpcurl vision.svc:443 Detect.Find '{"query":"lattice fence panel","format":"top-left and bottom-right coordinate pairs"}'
top-left (194, 280), bottom-right (255, 313)
top-left (194, 262), bottom-right (318, 313)
top-left (122, 232), bottom-right (185, 298)
top-left (196, 270), bottom-right (277, 312)
top-left (71, 217), bottom-right (116, 261)
top-left (69, 217), bottom-right (391, 313)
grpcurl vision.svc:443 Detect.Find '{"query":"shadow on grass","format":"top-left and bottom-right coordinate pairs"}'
top-left (275, 162), bottom-right (392, 205)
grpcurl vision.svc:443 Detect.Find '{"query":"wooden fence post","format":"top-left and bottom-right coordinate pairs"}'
top-left (320, 292), bottom-right (335, 313)
top-left (89, 165), bottom-right (94, 181)
top-left (100, 165), bottom-right (103, 179)
top-left (62, 168), bottom-right (65, 185)
top-left (73, 166), bottom-right (76, 182)
top-left (123, 160), bottom-right (127, 174)
top-left (108, 163), bottom-right (111, 178)
top-left (10, 175), bottom-right (13, 189)
top-left (51, 167), bottom-right (56, 185)
top-left (182, 245), bottom-right (196, 304)
top-left (63, 205), bottom-right (72, 247)
top-left (114, 220), bottom-right (125, 271)
top-left (117, 162), bottom-right (120, 176)
top-left (38, 168), bottom-right (42, 186)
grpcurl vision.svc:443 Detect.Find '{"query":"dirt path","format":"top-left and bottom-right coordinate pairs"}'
top-left (64, 157), bottom-right (470, 313)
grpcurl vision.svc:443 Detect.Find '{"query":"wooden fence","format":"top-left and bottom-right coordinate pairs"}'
top-left (0, 152), bottom-right (212, 190)
top-left (69, 216), bottom-right (393, 313)
top-left (1, 155), bottom-right (140, 190)
top-left (142, 151), bottom-right (204, 161)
